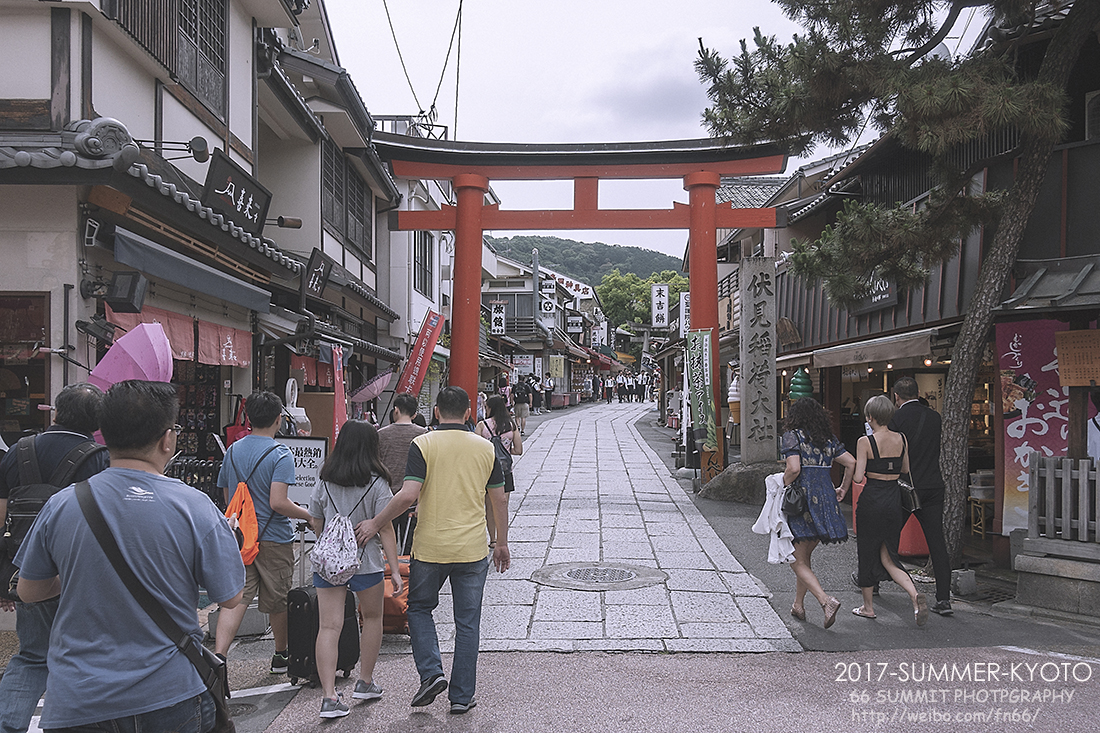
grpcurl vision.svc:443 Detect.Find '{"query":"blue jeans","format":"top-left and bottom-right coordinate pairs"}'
top-left (407, 557), bottom-right (489, 705)
top-left (45, 691), bottom-right (215, 733)
top-left (0, 596), bottom-right (57, 733)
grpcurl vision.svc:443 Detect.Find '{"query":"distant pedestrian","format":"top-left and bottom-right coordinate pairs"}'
top-left (780, 398), bottom-right (854, 630)
top-left (309, 421), bottom-right (402, 718)
top-left (15, 380), bottom-right (244, 731)
top-left (634, 372), bottom-right (645, 402)
top-left (530, 376), bottom-right (543, 414)
top-left (355, 387), bottom-right (509, 714)
top-left (476, 395), bottom-right (522, 547)
top-left (0, 383), bottom-right (109, 733)
top-left (542, 375), bottom-right (555, 411)
top-left (853, 395), bottom-right (928, 625)
top-left (379, 395), bottom-right (428, 495)
top-left (889, 377), bottom-right (953, 616)
top-left (512, 377), bottom-right (531, 434)
top-left (616, 372), bottom-right (626, 402)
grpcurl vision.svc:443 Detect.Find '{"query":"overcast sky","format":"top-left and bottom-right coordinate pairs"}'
top-left (325, 1), bottom-right (984, 259)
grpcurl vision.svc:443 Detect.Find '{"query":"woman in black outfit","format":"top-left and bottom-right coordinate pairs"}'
top-left (852, 395), bottom-right (928, 625)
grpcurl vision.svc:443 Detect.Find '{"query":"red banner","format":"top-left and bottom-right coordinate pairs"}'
top-left (395, 310), bottom-right (444, 396)
top-left (332, 345), bottom-right (347, 442)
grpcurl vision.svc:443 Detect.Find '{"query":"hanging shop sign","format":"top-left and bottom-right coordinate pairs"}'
top-left (651, 284), bottom-right (670, 329)
top-left (849, 275), bottom-right (897, 316)
top-left (679, 293), bottom-right (691, 338)
top-left (302, 248), bottom-right (335, 301)
top-left (566, 315), bottom-right (584, 334)
top-left (490, 302), bottom-right (506, 335)
top-left (540, 279), bottom-right (557, 295)
top-left (281, 436), bottom-right (327, 506)
top-left (686, 329), bottom-right (717, 453)
top-left (511, 354), bottom-right (533, 373)
top-left (395, 310), bottom-right (444, 396)
top-left (549, 355), bottom-right (565, 379)
top-left (201, 149), bottom-right (271, 236)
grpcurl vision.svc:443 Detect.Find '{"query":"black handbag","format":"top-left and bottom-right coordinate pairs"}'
top-left (75, 481), bottom-right (235, 733)
top-left (781, 477), bottom-right (808, 516)
top-left (898, 433), bottom-right (922, 514)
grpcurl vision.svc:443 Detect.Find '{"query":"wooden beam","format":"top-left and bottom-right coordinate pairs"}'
top-left (51, 8), bottom-right (71, 129)
top-left (389, 155), bottom-right (788, 181)
top-left (393, 203), bottom-right (782, 231)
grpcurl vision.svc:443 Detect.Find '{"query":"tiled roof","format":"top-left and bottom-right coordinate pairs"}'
top-left (717, 176), bottom-right (787, 207)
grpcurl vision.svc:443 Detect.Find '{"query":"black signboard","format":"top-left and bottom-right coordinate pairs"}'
top-left (850, 276), bottom-right (898, 316)
top-left (302, 248), bottom-right (335, 301)
top-left (201, 149), bottom-right (272, 236)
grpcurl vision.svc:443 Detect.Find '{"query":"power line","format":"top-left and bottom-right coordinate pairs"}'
top-left (381, 0), bottom-right (423, 113)
top-left (454, 1), bottom-right (463, 139)
top-left (431, 0), bottom-right (464, 111)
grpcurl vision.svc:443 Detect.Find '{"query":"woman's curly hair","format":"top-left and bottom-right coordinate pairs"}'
top-left (782, 397), bottom-right (834, 448)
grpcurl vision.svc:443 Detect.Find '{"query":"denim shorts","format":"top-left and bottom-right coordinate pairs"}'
top-left (313, 571), bottom-right (384, 593)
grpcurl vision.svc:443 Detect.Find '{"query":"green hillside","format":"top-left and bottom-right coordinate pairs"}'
top-left (485, 235), bottom-right (682, 284)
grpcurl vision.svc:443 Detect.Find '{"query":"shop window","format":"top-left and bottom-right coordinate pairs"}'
top-left (414, 230), bottom-right (434, 297)
top-left (0, 295), bottom-right (49, 443)
top-left (177, 0), bottom-right (227, 118)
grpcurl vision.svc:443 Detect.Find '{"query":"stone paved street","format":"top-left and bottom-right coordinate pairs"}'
top-left (369, 400), bottom-right (796, 658)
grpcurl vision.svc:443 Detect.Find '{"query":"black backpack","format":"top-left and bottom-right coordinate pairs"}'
top-left (513, 381), bottom-right (530, 403)
top-left (2, 435), bottom-right (106, 600)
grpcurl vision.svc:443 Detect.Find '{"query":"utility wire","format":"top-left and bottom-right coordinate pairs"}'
top-left (431, 0), bottom-right (464, 111)
top-left (381, 0), bottom-right (423, 113)
top-left (454, 1), bottom-right (463, 139)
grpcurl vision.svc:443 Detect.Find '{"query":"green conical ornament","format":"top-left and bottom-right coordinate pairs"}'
top-left (788, 367), bottom-right (813, 402)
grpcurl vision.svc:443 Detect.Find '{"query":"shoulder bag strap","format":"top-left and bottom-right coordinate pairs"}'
top-left (48, 442), bottom-right (107, 488)
top-left (243, 445), bottom-right (282, 542)
top-left (74, 481), bottom-right (221, 693)
top-left (868, 433), bottom-right (881, 460)
top-left (913, 408), bottom-right (928, 446)
top-left (16, 436), bottom-right (43, 486)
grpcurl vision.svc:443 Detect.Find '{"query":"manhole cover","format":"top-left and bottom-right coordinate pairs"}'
top-left (531, 562), bottom-right (667, 591)
top-left (228, 702), bottom-right (258, 716)
top-left (566, 567), bottom-right (637, 584)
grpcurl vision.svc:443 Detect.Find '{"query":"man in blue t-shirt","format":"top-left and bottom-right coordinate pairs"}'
top-left (15, 380), bottom-right (244, 732)
top-left (214, 391), bottom-right (311, 674)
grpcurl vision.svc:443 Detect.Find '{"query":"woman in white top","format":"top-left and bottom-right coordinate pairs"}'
top-left (477, 395), bottom-right (522, 546)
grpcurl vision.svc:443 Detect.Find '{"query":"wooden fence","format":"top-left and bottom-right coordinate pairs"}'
top-left (1026, 452), bottom-right (1100, 561)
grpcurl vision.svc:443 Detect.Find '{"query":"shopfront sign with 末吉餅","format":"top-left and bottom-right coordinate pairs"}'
top-left (996, 319), bottom-right (1075, 534)
top-left (302, 248), bottom-right (335, 301)
top-left (739, 258), bottom-right (777, 465)
top-left (281, 436), bottom-right (327, 506)
top-left (566, 315), bottom-right (583, 334)
top-left (201, 149), bottom-right (272, 236)
top-left (651, 284), bottom-right (670, 329)
top-left (490, 302), bottom-right (506, 336)
top-left (679, 292), bottom-right (691, 338)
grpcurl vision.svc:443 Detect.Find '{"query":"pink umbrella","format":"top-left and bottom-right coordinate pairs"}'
top-left (88, 322), bottom-right (175, 390)
top-left (349, 369), bottom-right (393, 403)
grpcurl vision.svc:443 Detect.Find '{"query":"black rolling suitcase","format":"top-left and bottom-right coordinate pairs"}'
top-left (286, 525), bottom-right (360, 686)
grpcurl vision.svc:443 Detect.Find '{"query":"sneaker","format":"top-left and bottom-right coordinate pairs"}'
top-left (270, 650), bottom-right (289, 674)
top-left (931, 600), bottom-right (954, 616)
top-left (320, 695), bottom-right (350, 719)
top-left (353, 680), bottom-right (383, 700)
top-left (450, 698), bottom-right (477, 715)
top-left (410, 674), bottom-right (447, 707)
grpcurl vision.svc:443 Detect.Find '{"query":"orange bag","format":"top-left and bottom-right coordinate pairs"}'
top-left (225, 482), bottom-right (260, 565)
top-left (382, 556), bottom-right (411, 634)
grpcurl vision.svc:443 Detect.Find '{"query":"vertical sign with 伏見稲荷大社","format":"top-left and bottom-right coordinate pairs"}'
top-left (651, 284), bottom-right (669, 329)
top-left (739, 258), bottom-right (777, 465)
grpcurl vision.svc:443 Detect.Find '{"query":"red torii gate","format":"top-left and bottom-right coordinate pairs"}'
top-left (373, 132), bottom-right (788, 424)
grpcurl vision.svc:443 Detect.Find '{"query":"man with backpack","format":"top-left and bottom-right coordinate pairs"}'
top-left (0, 383), bottom-right (109, 733)
top-left (213, 391), bottom-right (313, 674)
top-left (511, 377), bottom-right (531, 435)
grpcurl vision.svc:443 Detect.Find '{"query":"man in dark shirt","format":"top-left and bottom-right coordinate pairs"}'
top-left (889, 377), bottom-right (953, 616)
top-left (379, 394), bottom-right (428, 490)
top-left (0, 383), bottom-right (109, 733)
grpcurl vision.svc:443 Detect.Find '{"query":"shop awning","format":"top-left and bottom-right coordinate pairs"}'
top-left (479, 350), bottom-right (512, 371)
top-left (812, 328), bottom-right (936, 368)
top-left (776, 350), bottom-right (813, 369)
top-left (615, 351), bottom-right (637, 364)
top-left (113, 228), bottom-right (271, 312)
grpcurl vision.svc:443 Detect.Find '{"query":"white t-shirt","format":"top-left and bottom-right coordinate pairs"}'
top-left (1088, 416), bottom-right (1100, 464)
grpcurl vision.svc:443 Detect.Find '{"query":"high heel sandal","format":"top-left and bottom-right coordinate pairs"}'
top-left (914, 593), bottom-right (929, 627)
top-left (822, 597), bottom-right (841, 629)
top-left (790, 604), bottom-right (807, 621)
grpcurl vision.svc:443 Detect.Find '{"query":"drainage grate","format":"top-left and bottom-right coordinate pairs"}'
top-left (566, 566), bottom-right (637, 584)
top-left (531, 562), bottom-right (667, 592)
top-left (971, 583), bottom-right (1016, 604)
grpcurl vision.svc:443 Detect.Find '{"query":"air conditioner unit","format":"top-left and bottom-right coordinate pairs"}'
top-left (1086, 90), bottom-right (1100, 140)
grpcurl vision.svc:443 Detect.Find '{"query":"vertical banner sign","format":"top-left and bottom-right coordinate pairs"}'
top-left (686, 330), bottom-right (717, 454)
top-left (490, 302), bottom-right (506, 335)
top-left (996, 319), bottom-right (1071, 535)
top-left (396, 310), bottom-right (444, 395)
top-left (739, 258), bottom-right (777, 465)
top-left (679, 293), bottom-right (691, 338)
top-left (549, 355), bottom-right (565, 379)
top-left (331, 345), bottom-right (347, 443)
top-left (651, 284), bottom-right (669, 329)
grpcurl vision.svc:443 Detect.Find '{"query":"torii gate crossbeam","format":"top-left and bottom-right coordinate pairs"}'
top-left (373, 132), bottom-right (788, 433)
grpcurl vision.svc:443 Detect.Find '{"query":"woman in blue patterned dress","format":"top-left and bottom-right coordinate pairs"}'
top-left (781, 398), bottom-right (855, 628)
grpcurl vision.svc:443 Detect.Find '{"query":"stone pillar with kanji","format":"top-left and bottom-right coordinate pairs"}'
top-left (739, 257), bottom-right (777, 466)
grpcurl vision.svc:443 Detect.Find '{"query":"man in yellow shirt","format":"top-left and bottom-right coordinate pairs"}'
top-left (356, 387), bottom-right (510, 715)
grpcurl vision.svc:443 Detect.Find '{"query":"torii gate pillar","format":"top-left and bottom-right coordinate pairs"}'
top-left (451, 173), bottom-right (490, 405)
top-left (684, 171), bottom-right (723, 418)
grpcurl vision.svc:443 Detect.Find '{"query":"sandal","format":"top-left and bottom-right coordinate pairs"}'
top-left (852, 606), bottom-right (877, 619)
top-left (822, 596), bottom-right (841, 629)
top-left (790, 605), bottom-right (807, 621)
top-left (915, 593), bottom-right (929, 627)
